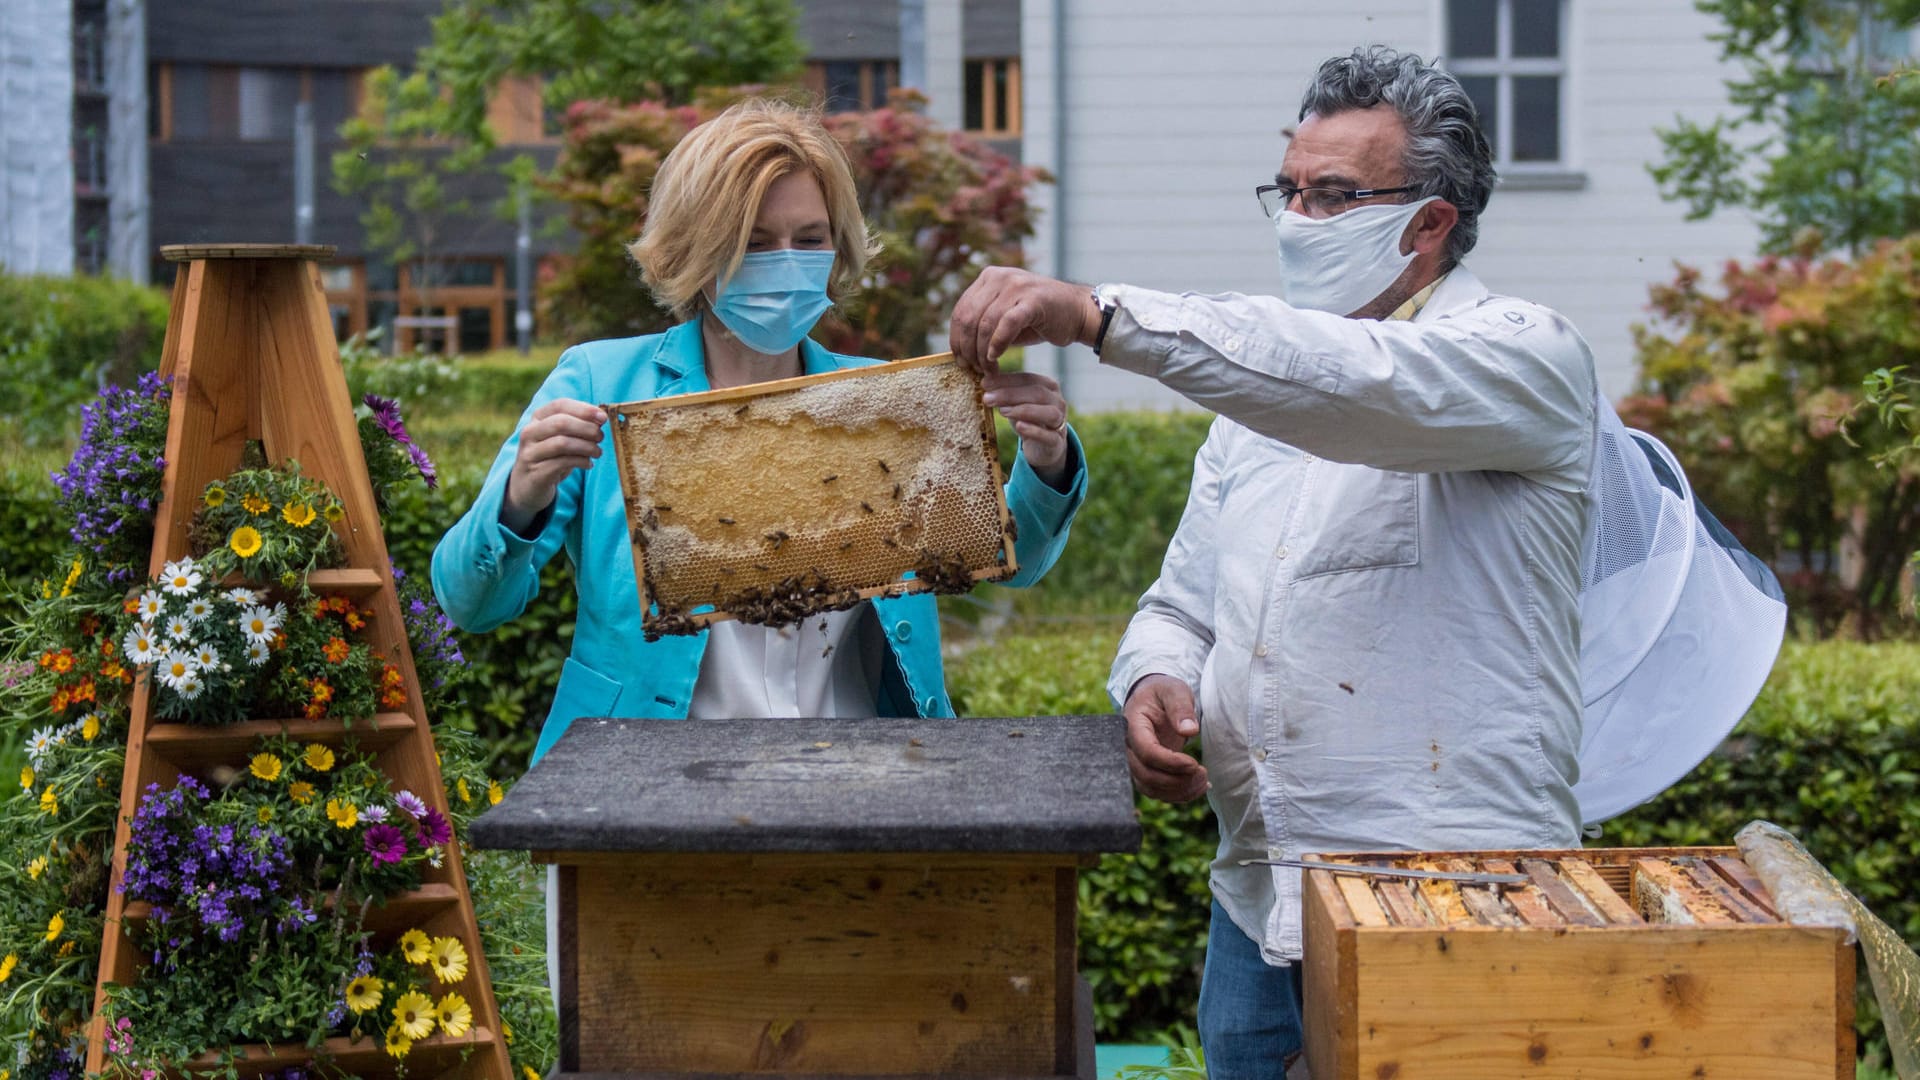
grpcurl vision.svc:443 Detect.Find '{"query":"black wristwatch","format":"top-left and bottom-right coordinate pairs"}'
top-left (1090, 287), bottom-right (1117, 354)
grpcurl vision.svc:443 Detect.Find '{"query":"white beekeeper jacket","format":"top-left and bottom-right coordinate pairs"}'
top-left (1102, 267), bottom-right (1596, 964)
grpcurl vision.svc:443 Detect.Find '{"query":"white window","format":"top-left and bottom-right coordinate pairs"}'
top-left (1446, 0), bottom-right (1567, 168)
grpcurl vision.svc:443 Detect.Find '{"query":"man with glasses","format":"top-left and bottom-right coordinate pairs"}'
top-left (949, 46), bottom-right (1595, 1076)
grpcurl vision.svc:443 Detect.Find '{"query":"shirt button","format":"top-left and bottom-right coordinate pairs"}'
top-left (893, 621), bottom-right (913, 642)
top-left (1274, 545), bottom-right (1289, 560)
top-left (1254, 644), bottom-right (1269, 658)
top-left (1255, 748), bottom-right (1269, 761)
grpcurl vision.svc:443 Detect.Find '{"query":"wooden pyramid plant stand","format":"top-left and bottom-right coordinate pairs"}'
top-left (85, 244), bottom-right (512, 1080)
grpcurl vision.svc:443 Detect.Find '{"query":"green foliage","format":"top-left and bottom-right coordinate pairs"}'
top-left (1653, 1), bottom-right (1920, 254)
top-left (422, 0), bottom-right (806, 126)
top-left (0, 273), bottom-right (169, 446)
top-left (1625, 236), bottom-right (1920, 632)
top-left (996, 411), bottom-right (1216, 617)
top-left (538, 89), bottom-right (1051, 358)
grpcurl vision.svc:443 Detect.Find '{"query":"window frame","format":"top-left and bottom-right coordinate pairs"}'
top-left (1440, 0), bottom-right (1573, 175)
top-left (963, 57), bottom-right (1021, 138)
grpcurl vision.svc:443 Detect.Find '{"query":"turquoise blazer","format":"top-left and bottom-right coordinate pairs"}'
top-left (431, 318), bottom-right (1088, 763)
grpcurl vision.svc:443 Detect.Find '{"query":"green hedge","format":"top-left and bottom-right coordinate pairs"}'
top-left (0, 273), bottom-right (169, 446)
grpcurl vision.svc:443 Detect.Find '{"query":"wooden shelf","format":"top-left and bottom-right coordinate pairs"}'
top-left (144, 714), bottom-right (417, 771)
top-left (126, 883), bottom-right (461, 936)
top-left (177, 1027), bottom-right (494, 1079)
top-left (304, 568), bottom-right (388, 596)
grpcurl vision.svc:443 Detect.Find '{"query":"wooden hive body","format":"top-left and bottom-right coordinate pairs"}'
top-left (1302, 846), bottom-right (1854, 1079)
top-left (471, 715), bottom-right (1143, 1079)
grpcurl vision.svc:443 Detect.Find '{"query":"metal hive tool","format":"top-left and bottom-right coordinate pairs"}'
top-left (606, 354), bottom-right (1018, 639)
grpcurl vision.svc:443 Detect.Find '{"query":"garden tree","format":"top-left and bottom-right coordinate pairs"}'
top-left (1651, 0), bottom-right (1920, 255)
top-left (540, 88), bottom-right (1050, 356)
top-left (331, 0), bottom-right (806, 343)
top-left (1623, 235), bottom-right (1920, 633)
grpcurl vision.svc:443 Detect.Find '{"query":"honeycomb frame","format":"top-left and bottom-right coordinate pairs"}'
top-left (605, 354), bottom-right (1018, 639)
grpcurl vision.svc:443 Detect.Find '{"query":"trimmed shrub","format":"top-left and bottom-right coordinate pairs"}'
top-left (0, 273), bottom-right (170, 445)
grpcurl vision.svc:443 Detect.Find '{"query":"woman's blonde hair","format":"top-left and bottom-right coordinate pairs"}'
top-left (631, 98), bottom-right (877, 321)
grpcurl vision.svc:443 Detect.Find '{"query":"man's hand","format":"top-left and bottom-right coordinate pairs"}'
top-left (1123, 674), bottom-right (1208, 803)
top-left (949, 267), bottom-right (1103, 376)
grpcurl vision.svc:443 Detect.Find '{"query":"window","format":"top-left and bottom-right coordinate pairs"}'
top-left (154, 64), bottom-right (364, 143)
top-left (487, 76), bottom-right (562, 145)
top-left (1446, 0), bottom-right (1566, 167)
top-left (964, 58), bottom-right (1020, 137)
top-left (807, 60), bottom-right (898, 113)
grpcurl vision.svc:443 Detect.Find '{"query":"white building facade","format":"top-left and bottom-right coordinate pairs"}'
top-left (1019, 0), bottom-right (1759, 409)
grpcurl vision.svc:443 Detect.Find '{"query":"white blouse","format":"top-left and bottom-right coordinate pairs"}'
top-left (689, 602), bottom-right (887, 719)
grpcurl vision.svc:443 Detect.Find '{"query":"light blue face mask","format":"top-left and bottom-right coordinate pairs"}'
top-left (710, 249), bottom-right (836, 355)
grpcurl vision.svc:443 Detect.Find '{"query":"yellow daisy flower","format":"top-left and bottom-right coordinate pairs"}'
top-left (326, 798), bottom-right (359, 829)
top-left (250, 753), bottom-right (283, 782)
top-left (283, 502), bottom-right (317, 528)
top-left (345, 975), bottom-right (384, 1014)
top-left (19, 765), bottom-right (32, 790)
top-left (428, 936), bottom-right (469, 984)
top-left (27, 856), bottom-right (47, 880)
top-left (384, 1023), bottom-right (412, 1059)
top-left (324, 503), bottom-right (345, 523)
top-left (435, 992), bottom-right (472, 1038)
top-left (229, 526), bottom-right (264, 559)
top-left (243, 493), bottom-right (270, 515)
top-left (392, 990), bottom-right (436, 1040)
top-left (487, 781), bottom-right (504, 806)
top-left (45, 912), bottom-right (64, 942)
top-left (39, 787), bottom-right (57, 817)
top-left (0, 953), bottom-right (16, 982)
top-left (304, 743), bottom-right (335, 772)
top-left (204, 485), bottom-right (227, 508)
top-left (524, 1066), bottom-right (540, 1080)
top-left (399, 928), bottom-right (432, 965)
top-left (289, 781), bottom-right (316, 805)
top-left (81, 715), bottom-right (99, 742)
top-left (502, 1018), bottom-right (514, 1045)
top-left (456, 778), bottom-right (472, 804)
top-left (257, 806), bottom-right (274, 823)
top-left (57, 941), bottom-right (74, 957)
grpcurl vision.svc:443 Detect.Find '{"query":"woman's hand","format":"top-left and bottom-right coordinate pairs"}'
top-left (502, 399), bottom-right (607, 535)
top-left (983, 370), bottom-right (1073, 490)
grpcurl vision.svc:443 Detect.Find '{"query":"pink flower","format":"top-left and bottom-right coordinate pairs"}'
top-left (416, 807), bottom-right (452, 848)
top-left (363, 823), bottom-right (408, 866)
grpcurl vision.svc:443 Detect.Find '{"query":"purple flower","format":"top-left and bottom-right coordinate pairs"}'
top-left (362, 394), bottom-right (411, 444)
top-left (393, 790), bottom-right (428, 819)
top-left (363, 823), bottom-right (408, 866)
top-left (416, 806), bottom-right (452, 848)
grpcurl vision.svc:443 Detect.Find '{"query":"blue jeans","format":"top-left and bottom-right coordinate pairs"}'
top-left (1197, 899), bottom-right (1305, 1080)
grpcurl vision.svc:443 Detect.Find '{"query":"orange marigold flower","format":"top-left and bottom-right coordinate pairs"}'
top-left (310, 679), bottom-right (335, 703)
top-left (345, 613), bottom-right (367, 631)
top-left (380, 689), bottom-right (408, 710)
top-left (73, 680), bottom-right (95, 703)
top-left (272, 630), bottom-right (289, 651)
top-left (80, 616), bottom-right (100, 637)
top-left (50, 689), bottom-right (70, 712)
top-left (51, 652), bottom-right (74, 674)
top-left (122, 597), bottom-right (140, 615)
top-left (323, 637), bottom-right (350, 664)
top-left (304, 701), bottom-right (328, 719)
top-left (100, 639), bottom-right (115, 657)
top-left (38, 650), bottom-right (55, 669)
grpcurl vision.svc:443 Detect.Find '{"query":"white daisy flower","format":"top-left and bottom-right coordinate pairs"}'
top-left (158, 651), bottom-right (195, 689)
top-left (174, 673), bottom-right (204, 700)
top-left (160, 558), bottom-right (202, 597)
top-left (184, 596), bottom-right (215, 622)
top-left (192, 644), bottom-right (221, 671)
top-left (137, 590), bottom-right (165, 620)
top-left (362, 805), bottom-right (391, 824)
top-left (25, 727), bottom-right (56, 763)
top-left (426, 847), bottom-right (445, 869)
top-left (224, 587), bottom-right (258, 605)
top-left (245, 641), bottom-right (270, 666)
top-left (239, 605), bottom-right (279, 644)
top-left (123, 626), bottom-right (161, 665)
top-left (165, 617), bottom-right (193, 642)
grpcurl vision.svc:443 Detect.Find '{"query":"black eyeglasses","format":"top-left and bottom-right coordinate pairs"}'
top-left (1255, 183), bottom-right (1419, 220)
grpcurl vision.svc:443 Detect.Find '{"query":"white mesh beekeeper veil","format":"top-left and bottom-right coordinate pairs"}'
top-left (1574, 397), bottom-right (1788, 826)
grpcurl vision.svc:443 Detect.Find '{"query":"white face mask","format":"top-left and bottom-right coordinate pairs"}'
top-left (1274, 196), bottom-right (1437, 315)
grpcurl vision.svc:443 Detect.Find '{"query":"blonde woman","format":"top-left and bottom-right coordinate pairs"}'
top-left (432, 98), bottom-right (1087, 764)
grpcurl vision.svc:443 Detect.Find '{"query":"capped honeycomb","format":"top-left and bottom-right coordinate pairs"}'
top-left (606, 355), bottom-right (1017, 639)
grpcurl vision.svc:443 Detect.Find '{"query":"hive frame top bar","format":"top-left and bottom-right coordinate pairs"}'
top-left (605, 352), bottom-right (957, 416)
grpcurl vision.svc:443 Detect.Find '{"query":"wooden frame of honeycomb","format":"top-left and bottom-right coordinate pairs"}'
top-left (606, 354), bottom-right (1018, 639)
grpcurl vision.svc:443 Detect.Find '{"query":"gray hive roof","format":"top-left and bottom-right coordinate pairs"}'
top-left (470, 716), bottom-right (1141, 855)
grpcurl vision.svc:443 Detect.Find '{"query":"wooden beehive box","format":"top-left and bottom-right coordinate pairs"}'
top-left (605, 354), bottom-right (1017, 639)
top-left (469, 715), bottom-right (1141, 1078)
top-left (1302, 847), bottom-right (1855, 1079)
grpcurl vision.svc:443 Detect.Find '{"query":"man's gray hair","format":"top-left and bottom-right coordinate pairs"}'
top-left (1298, 46), bottom-right (1497, 269)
